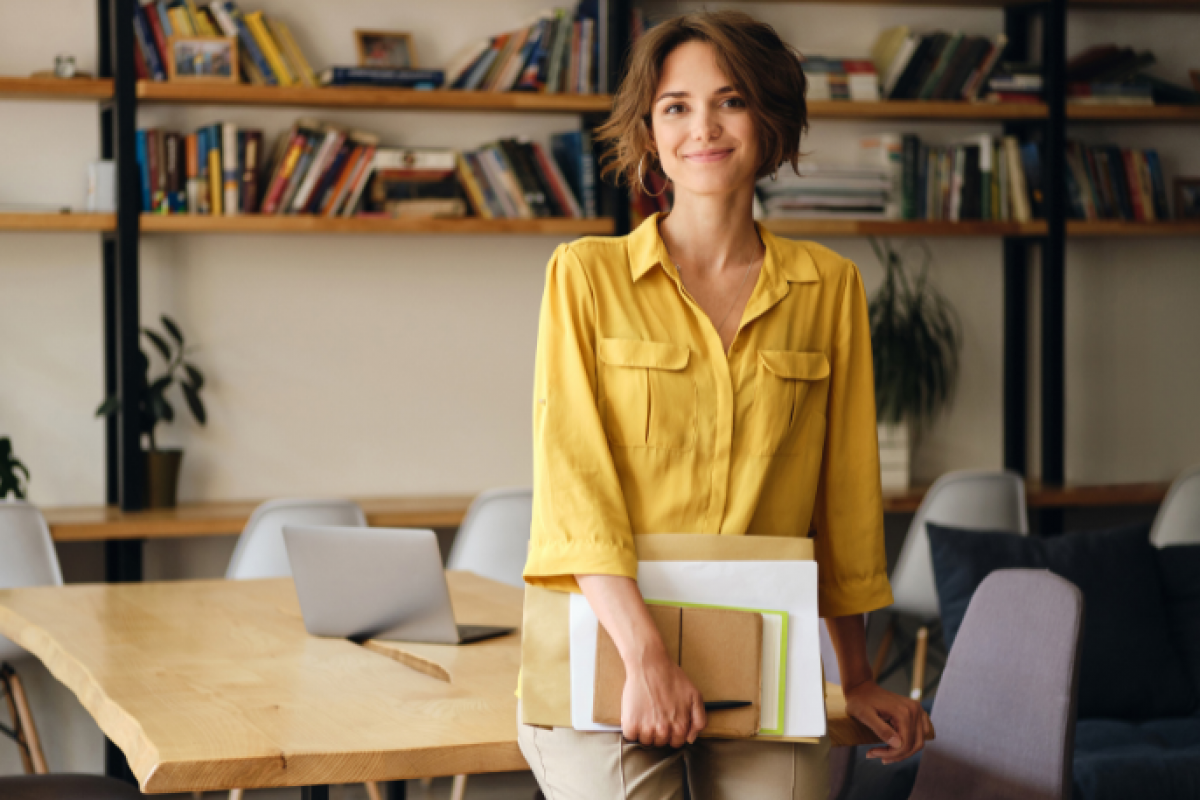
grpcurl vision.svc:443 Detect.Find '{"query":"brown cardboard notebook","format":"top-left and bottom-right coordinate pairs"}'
top-left (593, 605), bottom-right (763, 737)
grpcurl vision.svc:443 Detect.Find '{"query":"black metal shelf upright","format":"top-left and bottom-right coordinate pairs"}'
top-left (1001, 0), bottom-right (1067, 512)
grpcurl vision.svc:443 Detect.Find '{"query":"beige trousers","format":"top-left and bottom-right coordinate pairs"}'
top-left (517, 711), bottom-right (830, 800)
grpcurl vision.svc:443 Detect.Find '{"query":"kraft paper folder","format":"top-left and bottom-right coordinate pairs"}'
top-left (519, 533), bottom-right (823, 743)
top-left (594, 604), bottom-right (764, 737)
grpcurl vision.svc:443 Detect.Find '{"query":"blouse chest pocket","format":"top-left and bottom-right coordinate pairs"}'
top-left (752, 350), bottom-right (830, 457)
top-left (598, 338), bottom-right (696, 451)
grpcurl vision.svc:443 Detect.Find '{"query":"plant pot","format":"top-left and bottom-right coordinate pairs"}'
top-left (877, 421), bottom-right (910, 491)
top-left (144, 448), bottom-right (183, 509)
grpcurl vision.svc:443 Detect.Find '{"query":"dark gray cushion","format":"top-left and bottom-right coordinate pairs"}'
top-left (1074, 717), bottom-right (1200, 800)
top-left (1157, 544), bottom-right (1200, 698)
top-left (0, 775), bottom-right (142, 799)
top-left (927, 523), bottom-right (1197, 720)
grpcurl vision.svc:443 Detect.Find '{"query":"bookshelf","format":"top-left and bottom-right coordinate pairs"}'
top-left (1067, 104), bottom-right (1200, 122)
top-left (140, 214), bottom-right (615, 235)
top-left (0, 76), bottom-right (113, 101)
top-left (0, 212), bottom-right (116, 232)
top-left (137, 81), bottom-right (615, 114)
top-left (762, 219), bottom-right (1048, 237)
top-left (807, 99), bottom-right (1048, 120)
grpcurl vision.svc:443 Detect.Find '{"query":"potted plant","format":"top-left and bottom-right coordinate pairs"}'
top-left (1, 437), bottom-right (30, 500)
top-left (867, 239), bottom-right (962, 490)
top-left (96, 315), bottom-right (207, 508)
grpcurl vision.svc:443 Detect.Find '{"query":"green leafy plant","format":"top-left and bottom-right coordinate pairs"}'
top-left (0, 437), bottom-right (30, 500)
top-left (868, 238), bottom-right (962, 429)
top-left (96, 315), bottom-right (207, 451)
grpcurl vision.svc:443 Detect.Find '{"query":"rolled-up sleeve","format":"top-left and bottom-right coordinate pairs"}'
top-left (522, 244), bottom-right (637, 593)
top-left (812, 261), bottom-right (894, 618)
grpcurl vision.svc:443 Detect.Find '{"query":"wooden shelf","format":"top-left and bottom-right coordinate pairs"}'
top-left (0, 212), bottom-right (116, 232)
top-left (140, 214), bottom-right (615, 235)
top-left (1068, 104), bottom-right (1200, 123)
top-left (808, 99), bottom-right (1047, 121)
top-left (763, 219), bottom-right (1048, 237)
top-left (44, 495), bottom-right (475, 543)
top-left (882, 480), bottom-right (1169, 515)
top-left (0, 76), bottom-right (112, 102)
top-left (1070, 0), bottom-right (1200, 10)
top-left (1068, 219), bottom-right (1200, 236)
top-left (137, 81), bottom-right (612, 113)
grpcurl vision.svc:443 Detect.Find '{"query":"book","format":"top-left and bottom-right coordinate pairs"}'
top-left (961, 34), bottom-right (1008, 101)
top-left (485, 27), bottom-right (530, 92)
top-left (918, 32), bottom-right (964, 100)
top-left (444, 39), bottom-right (492, 89)
top-left (462, 151), bottom-right (507, 218)
top-left (532, 141), bottom-right (583, 218)
top-left (858, 134), bottom-right (903, 219)
top-left (239, 129), bottom-right (263, 212)
top-left (291, 125), bottom-right (345, 213)
top-left (456, 153), bottom-right (492, 218)
top-left (1004, 136), bottom-right (1030, 222)
top-left (244, 11), bottom-right (294, 87)
top-left (210, 1), bottom-right (277, 85)
top-left (337, 145), bottom-right (379, 217)
top-left (478, 146), bottom-right (528, 217)
top-left (266, 18), bottom-right (316, 87)
top-left (550, 130), bottom-right (596, 218)
top-left (318, 67), bottom-right (445, 88)
top-left (516, 17), bottom-right (555, 91)
top-left (499, 139), bottom-right (551, 216)
top-left (222, 122), bottom-right (239, 215)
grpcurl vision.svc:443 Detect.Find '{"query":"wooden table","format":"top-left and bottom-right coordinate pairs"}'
top-left (0, 572), bottom-right (874, 794)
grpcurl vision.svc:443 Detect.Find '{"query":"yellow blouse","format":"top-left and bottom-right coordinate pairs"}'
top-left (523, 213), bottom-right (892, 619)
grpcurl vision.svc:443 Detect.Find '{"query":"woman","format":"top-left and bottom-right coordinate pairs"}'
top-left (519, 10), bottom-right (931, 799)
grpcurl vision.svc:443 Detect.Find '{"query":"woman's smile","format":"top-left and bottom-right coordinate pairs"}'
top-left (682, 147), bottom-right (734, 164)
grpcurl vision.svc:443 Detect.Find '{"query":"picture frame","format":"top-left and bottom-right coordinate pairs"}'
top-left (167, 36), bottom-right (238, 83)
top-left (1173, 177), bottom-right (1200, 220)
top-left (355, 30), bottom-right (417, 69)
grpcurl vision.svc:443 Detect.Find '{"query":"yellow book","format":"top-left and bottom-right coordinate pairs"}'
top-left (168, 7), bottom-right (194, 36)
top-left (267, 17), bottom-right (316, 87)
top-left (244, 11), bottom-right (294, 87)
top-left (208, 149), bottom-right (223, 216)
top-left (456, 153), bottom-right (492, 219)
top-left (191, 4), bottom-right (218, 36)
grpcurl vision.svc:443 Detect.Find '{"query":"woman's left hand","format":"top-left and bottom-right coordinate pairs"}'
top-left (843, 679), bottom-right (934, 764)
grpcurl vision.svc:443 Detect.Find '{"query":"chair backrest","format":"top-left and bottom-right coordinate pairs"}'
top-left (225, 498), bottom-right (366, 580)
top-left (0, 501), bottom-right (64, 662)
top-left (910, 569), bottom-right (1084, 800)
top-left (1150, 463), bottom-right (1200, 547)
top-left (890, 470), bottom-right (1029, 620)
top-left (445, 488), bottom-right (533, 588)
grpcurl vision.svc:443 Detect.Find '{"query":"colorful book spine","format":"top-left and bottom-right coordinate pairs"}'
top-left (185, 133), bottom-right (200, 213)
top-left (244, 11), bottom-right (294, 86)
top-left (222, 122), bottom-right (239, 215)
top-left (210, 1), bottom-right (277, 85)
top-left (456, 153), bottom-right (493, 218)
top-left (133, 5), bottom-right (166, 81)
top-left (267, 17), bottom-right (316, 86)
top-left (318, 67), bottom-right (445, 88)
top-left (136, 130), bottom-right (151, 211)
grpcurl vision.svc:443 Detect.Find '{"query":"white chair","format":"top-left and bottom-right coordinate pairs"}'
top-left (440, 488), bottom-right (532, 800)
top-left (1150, 463), bottom-right (1200, 547)
top-left (0, 500), bottom-right (63, 774)
top-left (224, 498), bottom-right (377, 800)
top-left (446, 488), bottom-right (533, 588)
top-left (878, 470), bottom-right (1029, 700)
top-left (225, 498), bottom-right (367, 580)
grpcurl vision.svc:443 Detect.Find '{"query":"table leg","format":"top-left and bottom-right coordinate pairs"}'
top-left (105, 539), bottom-right (143, 583)
top-left (104, 738), bottom-right (136, 784)
top-left (386, 781), bottom-right (407, 799)
top-left (301, 786), bottom-right (330, 800)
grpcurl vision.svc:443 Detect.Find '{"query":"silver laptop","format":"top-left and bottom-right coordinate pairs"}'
top-left (282, 525), bottom-right (515, 645)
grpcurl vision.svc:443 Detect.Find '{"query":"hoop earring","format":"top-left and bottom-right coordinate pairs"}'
top-left (638, 152), bottom-right (668, 197)
top-left (770, 165), bottom-right (779, 182)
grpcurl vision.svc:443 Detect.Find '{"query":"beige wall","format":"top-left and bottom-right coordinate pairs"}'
top-left (1, 0), bottom-right (1198, 774)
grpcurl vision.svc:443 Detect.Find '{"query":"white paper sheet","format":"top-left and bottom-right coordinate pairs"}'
top-left (570, 560), bottom-right (824, 738)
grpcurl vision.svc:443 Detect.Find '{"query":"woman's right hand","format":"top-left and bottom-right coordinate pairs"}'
top-left (621, 645), bottom-right (707, 747)
top-left (576, 574), bottom-right (708, 748)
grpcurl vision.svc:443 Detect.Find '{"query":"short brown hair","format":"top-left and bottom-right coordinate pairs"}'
top-left (595, 10), bottom-right (808, 188)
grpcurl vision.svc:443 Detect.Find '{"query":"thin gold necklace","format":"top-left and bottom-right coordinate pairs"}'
top-left (674, 244), bottom-right (761, 334)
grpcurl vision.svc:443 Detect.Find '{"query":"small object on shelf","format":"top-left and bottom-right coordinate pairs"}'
top-left (166, 36), bottom-right (239, 83)
top-left (1175, 178), bottom-right (1200, 220)
top-left (54, 54), bottom-right (77, 79)
top-left (355, 30), bottom-right (417, 69)
top-left (87, 161), bottom-right (116, 212)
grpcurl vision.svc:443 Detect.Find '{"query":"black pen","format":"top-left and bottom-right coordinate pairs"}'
top-left (703, 701), bottom-right (753, 711)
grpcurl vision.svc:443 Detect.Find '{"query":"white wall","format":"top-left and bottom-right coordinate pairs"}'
top-left (2, 0), bottom-right (1199, 775)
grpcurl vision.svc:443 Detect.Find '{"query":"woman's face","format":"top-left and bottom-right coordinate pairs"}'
top-left (648, 41), bottom-right (761, 198)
